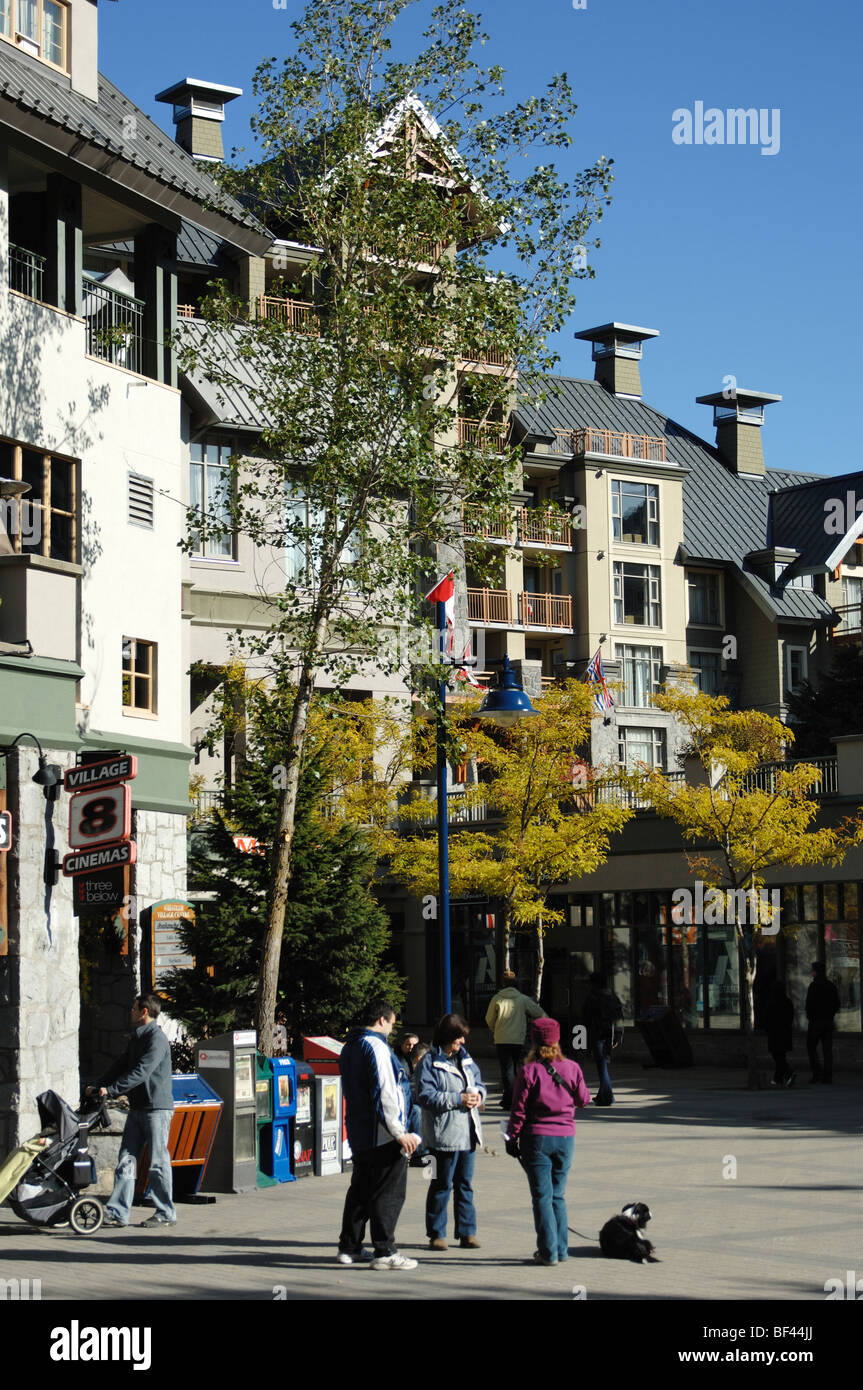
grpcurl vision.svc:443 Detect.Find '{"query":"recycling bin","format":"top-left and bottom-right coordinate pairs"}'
top-left (292, 1063), bottom-right (315, 1179)
top-left (637, 1006), bottom-right (694, 1068)
top-left (135, 1073), bottom-right (223, 1203)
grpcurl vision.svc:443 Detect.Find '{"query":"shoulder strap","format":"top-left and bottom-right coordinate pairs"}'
top-left (541, 1061), bottom-right (580, 1102)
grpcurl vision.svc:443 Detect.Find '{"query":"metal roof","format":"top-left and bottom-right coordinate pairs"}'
top-left (768, 470), bottom-right (863, 576)
top-left (94, 220), bottom-right (231, 268)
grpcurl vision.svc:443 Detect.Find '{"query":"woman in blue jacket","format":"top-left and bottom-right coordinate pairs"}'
top-left (416, 1013), bottom-right (486, 1251)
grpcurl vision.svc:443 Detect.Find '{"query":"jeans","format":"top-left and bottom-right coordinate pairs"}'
top-left (339, 1141), bottom-right (407, 1257)
top-left (592, 1038), bottom-right (614, 1104)
top-left (496, 1045), bottom-right (523, 1109)
top-left (106, 1109), bottom-right (175, 1223)
top-left (426, 1148), bottom-right (477, 1239)
top-left (521, 1133), bottom-right (574, 1263)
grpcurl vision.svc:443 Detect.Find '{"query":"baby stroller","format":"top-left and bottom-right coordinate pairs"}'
top-left (0, 1090), bottom-right (109, 1235)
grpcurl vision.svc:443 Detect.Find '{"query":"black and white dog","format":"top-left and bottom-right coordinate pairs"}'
top-left (599, 1202), bottom-right (659, 1263)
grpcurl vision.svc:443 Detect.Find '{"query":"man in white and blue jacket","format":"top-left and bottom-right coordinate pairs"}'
top-left (337, 1000), bottom-right (421, 1271)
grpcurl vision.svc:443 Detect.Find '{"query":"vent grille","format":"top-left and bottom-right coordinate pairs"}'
top-left (128, 473), bottom-right (155, 528)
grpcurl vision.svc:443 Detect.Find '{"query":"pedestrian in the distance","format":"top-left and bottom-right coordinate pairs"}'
top-left (505, 1016), bottom-right (591, 1266)
top-left (392, 1029), bottom-right (425, 1167)
top-left (485, 970), bottom-right (546, 1109)
top-left (582, 972), bottom-right (623, 1106)
top-left (87, 994), bottom-right (176, 1229)
top-left (416, 1013), bottom-right (486, 1251)
top-left (806, 962), bottom-right (840, 1084)
top-left (337, 1000), bottom-right (420, 1270)
top-left (765, 980), bottom-right (795, 1087)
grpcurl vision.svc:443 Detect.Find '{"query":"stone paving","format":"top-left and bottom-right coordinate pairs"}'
top-left (1, 1063), bottom-right (860, 1304)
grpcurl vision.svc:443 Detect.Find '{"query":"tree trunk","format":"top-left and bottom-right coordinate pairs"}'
top-left (534, 918), bottom-right (545, 1002)
top-left (738, 925), bottom-right (761, 1089)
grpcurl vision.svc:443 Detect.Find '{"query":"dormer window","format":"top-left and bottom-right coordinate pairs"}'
top-left (0, 0), bottom-right (68, 71)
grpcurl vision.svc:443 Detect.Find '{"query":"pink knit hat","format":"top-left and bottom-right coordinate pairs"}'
top-left (531, 1017), bottom-right (560, 1046)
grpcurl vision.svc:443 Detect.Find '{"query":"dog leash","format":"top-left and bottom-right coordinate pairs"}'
top-left (568, 1226), bottom-right (598, 1241)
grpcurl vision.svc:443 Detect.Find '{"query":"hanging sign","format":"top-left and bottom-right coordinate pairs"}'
top-left (64, 754), bottom-right (137, 793)
top-left (69, 784), bottom-right (131, 851)
top-left (62, 841), bottom-right (137, 876)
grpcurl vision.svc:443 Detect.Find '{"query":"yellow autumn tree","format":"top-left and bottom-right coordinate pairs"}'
top-left (634, 689), bottom-right (863, 1088)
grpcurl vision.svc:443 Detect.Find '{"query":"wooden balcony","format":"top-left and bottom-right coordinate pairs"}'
top-left (257, 296), bottom-right (320, 334)
top-left (518, 508), bottom-right (573, 547)
top-left (467, 587), bottom-right (514, 624)
top-left (366, 237), bottom-right (445, 266)
top-left (519, 592), bottom-right (573, 629)
top-left (832, 603), bottom-right (862, 643)
top-left (177, 303), bottom-right (197, 320)
top-left (458, 417), bottom-right (510, 453)
top-left (462, 504), bottom-right (512, 542)
top-left (553, 427), bottom-right (667, 462)
top-left (459, 345), bottom-right (513, 370)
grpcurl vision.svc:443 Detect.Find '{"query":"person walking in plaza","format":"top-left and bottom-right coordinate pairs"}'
top-left (582, 972), bottom-right (623, 1106)
top-left (87, 994), bottom-right (176, 1228)
top-left (505, 1016), bottom-right (591, 1266)
top-left (337, 1000), bottom-right (420, 1270)
top-left (485, 970), bottom-right (546, 1109)
top-left (416, 1013), bottom-right (486, 1251)
top-left (765, 979), bottom-right (796, 1087)
top-left (392, 1029), bottom-right (426, 1167)
top-left (806, 961), bottom-right (840, 1083)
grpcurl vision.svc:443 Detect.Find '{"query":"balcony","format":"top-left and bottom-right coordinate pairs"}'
top-left (553, 427), bottom-right (667, 463)
top-left (458, 417), bottom-right (510, 453)
top-left (467, 587), bottom-right (514, 624)
top-left (257, 296), bottom-right (320, 334)
top-left (459, 345), bottom-right (513, 370)
top-left (365, 237), bottom-right (445, 268)
top-left (177, 303), bottom-right (197, 320)
top-left (831, 603), bottom-right (862, 644)
top-left (739, 757), bottom-right (838, 798)
top-left (462, 504), bottom-right (512, 542)
top-left (518, 508), bottom-right (573, 548)
top-left (519, 592), bottom-right (573, 629)
top-left (83, 278), bottom-right (145, 372)
top-left (398, 783), bottom-right (496, 828)
top-left (8, 244), bottom-right (46, 300)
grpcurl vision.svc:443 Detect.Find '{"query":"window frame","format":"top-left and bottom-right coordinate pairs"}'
top-left (687, 569), bottom-right (723, 627)
top-left (611, 478), bottom-right (660, 547)
top-left (618, 725), bottom-right (667, 772)
top-left (614, 643), bottom-right (663, 708)
top-left (613, 561), bottom-right (662, 627)
top-left (688, 647), bottom-right (723, 696)
top-left (189, 439), bottom-right (237, 562)
top-left (0, 436), bottom-right (78, 563)
top-left (1, 0), bottom-right (68, 73)
top-left (122, 637), bottom-right (158, 717)
top-left (784, 643), bottom-right (808, 697)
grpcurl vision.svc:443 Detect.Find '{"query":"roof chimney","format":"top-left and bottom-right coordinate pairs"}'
top-left (155, 79), bottom-right (242, 163)
top-left (574, 322), bottom-right (659, 399)
top-left (695, 387), bottom-right (781, 477)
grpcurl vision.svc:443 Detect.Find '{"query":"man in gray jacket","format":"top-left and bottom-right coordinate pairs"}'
top-left (89, 994), bottom-right (176, 1228)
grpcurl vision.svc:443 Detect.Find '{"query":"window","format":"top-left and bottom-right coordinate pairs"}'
top-left (689, 649), bottom-right (722, 696)
top-left (1, 0), bottom-right (67, 69)
top-left (840, 575), bottom-right (863, 635)
top-left (285, 487), bottom-right (359, 586)
top-left (613, 562), bottom-right (661, 626)
top-left (612, 480), bottom-right (659, 545)
top-left (618, 726), bottom-right (666, 772)
top-left (0, 438), bottom-right (77, 562)
top-left (687, 571), bottom-right (721, 626)
top-left (615, 644), bottom-right (662, 707)
top-left (122, 638), bottom-right (157, 715)
top-left (190, 442), bottom-right (234, 559)
top-left (785, 644), bottom-right (808, 696)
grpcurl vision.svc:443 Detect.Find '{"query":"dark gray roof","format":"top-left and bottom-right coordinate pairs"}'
top-left (94, 220), bottom-right (232, 268)
top-left (514, 375), bottom-right (833, 625)
top-left (0, 45), bottom-right (269, 253)
top-left (180, 321), bottom-right (278, 432)
top-left (768, 470), bottom-right (863, 576)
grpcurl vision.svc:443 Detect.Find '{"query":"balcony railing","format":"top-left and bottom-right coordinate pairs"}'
top-left (467, 587), bottom-right (513, 624)
top-left (518, 508), bottom-right (573, 547)
top-left (8, 243), bottom-right (46, 300)
top-left (519, 592), bottom-right (573, 629)
top-left (462, 504), bottom-right (512, 541)
top-left (458, 417), bottom-right (510, 452)
top-left (553, 427), bottom-right (667, 462)
top-left (189, 789), bottom-right (224, 821)
top-left (460, 345), bottom-right (512, 369)
top-left (398, 783), bottom-right (496, 828)
top-left (366, 237), bottom-right (445, 266)
top-left (177, 303), bottom-right (197, 319)
top-left (83, 279), bottom-right (145, 372)
top-left (257, 295), bottom-right (320, 334)
top-left (832, 603), bottom-right (862, 642)
top-left (593, 769), bottom-right (685, 810)
top-left (739, 757), bottom-right (838, 797)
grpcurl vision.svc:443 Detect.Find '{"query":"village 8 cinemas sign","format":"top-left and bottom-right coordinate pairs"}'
top-left (62, 754), bottom-right (137, 879)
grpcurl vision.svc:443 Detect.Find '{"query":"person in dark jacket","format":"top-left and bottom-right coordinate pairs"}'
top-left (806, 962), bottom-right (840, 1083)
top-left (88, 994), bottom-right (176, 1228)
top-left (765, 980), bottom-right (795, 1087)
top-left (582, 973), bottom-right (623, 1106)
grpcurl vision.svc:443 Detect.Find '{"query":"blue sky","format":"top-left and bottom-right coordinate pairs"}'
top-left (101, 0), bottom-right (861, 476)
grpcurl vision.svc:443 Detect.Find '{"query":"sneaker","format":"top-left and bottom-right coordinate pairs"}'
top-left (370, 1252), bottom-right (418, 1270)
top-left (337, 1248), bottom-right (374, 1265)
top-left (783, 1072), bottom-right (797, 1088)
top-left (103, 1213), bottom-right (128, 1228)
top-left (140, 1213), bottom-right (177, 1227)
top-left (532, 1251), bottom-right (557, 1266)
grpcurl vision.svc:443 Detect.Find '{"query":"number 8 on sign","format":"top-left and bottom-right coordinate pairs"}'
top-left (0, 811), bottom-right (11, 852)
top-left (69, 785), bottom-right (131, 850)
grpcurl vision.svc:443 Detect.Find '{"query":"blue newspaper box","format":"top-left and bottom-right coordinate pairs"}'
top-left (261, 1057), bottom-right (297, 1183)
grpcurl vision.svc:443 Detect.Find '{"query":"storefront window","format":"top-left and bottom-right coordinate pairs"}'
top-left (602, 928), bottom-right (633, 1023)
top-left (784, 925), bottom-right (820, 1028)
top-left (825, 912), bottom-right (860, 1032)
top-left (704, 926), bottom-right (740, 1028)
top-left (635, 921), bottom-right (669, 1015)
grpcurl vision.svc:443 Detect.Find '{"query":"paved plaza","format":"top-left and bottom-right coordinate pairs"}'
top-left (1, 1063), bottom-right (860, 1304)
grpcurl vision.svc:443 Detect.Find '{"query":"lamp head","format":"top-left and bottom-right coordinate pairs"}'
top-left (477, 655), bottom-right (538, 727)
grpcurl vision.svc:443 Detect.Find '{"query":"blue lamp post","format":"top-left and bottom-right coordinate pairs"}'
top-left (435, 638), bottom-right (537, 1016)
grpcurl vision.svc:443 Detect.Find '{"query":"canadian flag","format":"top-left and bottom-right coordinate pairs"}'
top-left (454, 639), bottom-right (487, 689)
top-left (425, 570), bottom-right (455, 653)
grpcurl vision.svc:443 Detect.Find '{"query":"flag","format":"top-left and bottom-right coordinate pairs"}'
top-left (425, 570), bottom-right (455, 653)
top-left (454, 640), bottom-right (487, 689)
top-left (585, 647), bottom-right (614, 713)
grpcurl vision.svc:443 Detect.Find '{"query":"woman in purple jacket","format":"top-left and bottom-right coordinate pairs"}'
top-left (506, 1017), bottom-right (591, 1265)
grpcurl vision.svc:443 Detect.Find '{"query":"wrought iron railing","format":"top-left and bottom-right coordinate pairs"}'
top-left (83, 278), bottom-right (145, 371)
top-left (738, 757), bottom-right (837, 797)
top-left (9, 243), bottom-right (46, 300)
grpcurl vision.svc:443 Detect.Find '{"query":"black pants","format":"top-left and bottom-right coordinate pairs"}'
top-left (807, 1025), bottom-right (834, 1082)
top-left (769, 1050), bottom-right (793, 1085)
top-left (496, 1045), bottom-right (523, 1108)
top-left (339, 1141), bottom-right (407, 1256)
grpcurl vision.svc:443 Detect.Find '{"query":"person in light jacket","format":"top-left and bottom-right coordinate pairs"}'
top-left (485, 971), bottom-right (546, 1109)
top-left (416, 1013), bottom-right (486, 1251)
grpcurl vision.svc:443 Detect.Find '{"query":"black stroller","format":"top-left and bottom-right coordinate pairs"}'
top-left (0, 1090), bottom-right (109, 1235)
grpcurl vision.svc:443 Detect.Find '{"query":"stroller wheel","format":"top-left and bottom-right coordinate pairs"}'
top-left (69, 1198), bottom-right (104, 1235)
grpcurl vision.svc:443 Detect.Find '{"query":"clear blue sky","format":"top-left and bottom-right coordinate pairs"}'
top-left (101, 0), bottom-right (861, 477)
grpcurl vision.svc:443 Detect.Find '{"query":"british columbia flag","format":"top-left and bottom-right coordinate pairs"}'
top-left (585, 647), bottom-right (615, 713)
